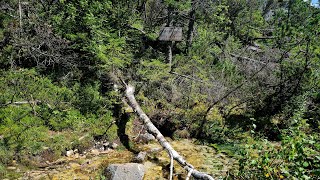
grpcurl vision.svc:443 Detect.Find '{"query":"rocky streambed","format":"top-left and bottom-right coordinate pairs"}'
top-left (3, 139), bottom-right (238, 180)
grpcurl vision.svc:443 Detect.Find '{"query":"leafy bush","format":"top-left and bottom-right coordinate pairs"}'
top-left (0, 69), bottom-right (117, 165)
top-left (0, 163), bottom-right (6, 178)
top-left (237, 120), bottom-right (320, 179)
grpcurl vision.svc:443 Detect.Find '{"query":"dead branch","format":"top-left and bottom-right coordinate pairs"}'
top-left (126, 24), bottom-right (146, 34)
top-left (186, 169), bottom-right (193, 180)
top-left (251, 36), bottom-right (275, 40)
top-left (196, 60), bottom-right (270, 138)
top-left (1, 100), bottom-right (41, 107)
top-left (230, 53), bottom-right (267, 65)
top-left (124, 84), bottom-right (214, 180)
top-left (168, 149), bottom-right (173, 180)
top-left (170, 71), bottom-right (204, 83)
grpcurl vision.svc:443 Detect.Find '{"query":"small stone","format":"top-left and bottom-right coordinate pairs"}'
top-left (133, 151), bottom-right (147, 163)
top-left (103, 142), bottom-right (110, 146)
top-left (74, 153), bottom-right (79, 159)
top-left (66, 150), bottom-right (74, 157)
top-left (74, 149), bottom-right (78, 153)
top-left (103, 142), bottom-right (110, 149)
top-left (109, 142), bottom-right (118, 149)
top-left (91, 149), bottom-right (100, 156)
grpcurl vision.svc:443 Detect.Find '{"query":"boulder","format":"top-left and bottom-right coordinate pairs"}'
top-left (133, 151), bottom-right (147, 163)
top-left (138, 133), bottom-right (155, 143)
top-left (104, 163), bottom-right (145, 180)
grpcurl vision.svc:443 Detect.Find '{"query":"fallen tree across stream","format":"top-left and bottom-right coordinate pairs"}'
top-left (123, 83), bottom-right (215, 180)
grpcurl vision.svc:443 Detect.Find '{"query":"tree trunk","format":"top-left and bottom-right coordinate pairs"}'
top-left (186, 0), bottom-right (196, 53)
top-left (124, 84), bottom-right (214, 180)
top-left (166, 5), bottom-right (173, 72)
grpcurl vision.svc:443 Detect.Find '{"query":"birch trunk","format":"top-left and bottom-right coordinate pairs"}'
top-left (124, 84), bottom-right (214, 180)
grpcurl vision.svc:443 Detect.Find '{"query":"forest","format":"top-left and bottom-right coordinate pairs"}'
top-left (0, 0), bottom-right (319, 179)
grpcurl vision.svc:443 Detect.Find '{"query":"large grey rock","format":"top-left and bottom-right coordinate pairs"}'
top-left (104, 163), bottom-right (145, 180)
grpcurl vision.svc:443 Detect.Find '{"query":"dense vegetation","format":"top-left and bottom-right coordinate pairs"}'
top-left (0, 0), bottom-right (319, 179)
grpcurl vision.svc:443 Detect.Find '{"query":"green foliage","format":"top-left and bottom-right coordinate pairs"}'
top-left (51, 0), bottom-right (132, 70)
top-left (0, 106), bottom-right (49, 156)
top-left (0, 0), bottom-right (319, 178)
top-left (164, 0), bottom-right (191, 10)
top-left (234, 8), bottom-right (265, 41)
top-left (48, 109), bottom-right (85, 131)
top-left (0, 69), bottom-right (74, 108)
top-left (0, 69), bottom-right (117, 167)
top-left (238, 116), bottom-right (320, 179)
top-left (0, 163), bottom-right (6, 178)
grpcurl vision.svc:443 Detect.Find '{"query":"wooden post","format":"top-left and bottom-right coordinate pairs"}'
top-left (158, 6), bottom-right (182, 72)
top-left (168, 41), bottom-right (173, 72)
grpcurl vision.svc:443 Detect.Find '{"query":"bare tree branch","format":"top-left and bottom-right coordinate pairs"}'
top-left (1, 100), bottom-right (41, 107)
top-left (170, 71), bottom-right (204, 83)
top-left (230, 53), bottom-right (267, 65)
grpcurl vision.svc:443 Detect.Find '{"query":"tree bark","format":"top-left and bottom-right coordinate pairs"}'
top-left (185, 0), bottom-right (196, 53)
top-left (166, 5), bottom-right (173, 72)
top-left (19, 0), bottom-right (22, 30)
top-left (124, 84), bottom-right (214, 180)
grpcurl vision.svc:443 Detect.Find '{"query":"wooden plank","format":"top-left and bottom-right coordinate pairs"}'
top-left (159, 27), bottom-right (182, 41)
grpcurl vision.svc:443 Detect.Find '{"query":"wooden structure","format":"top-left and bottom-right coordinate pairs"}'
top-left (159, 27), bottom-right (182, 41)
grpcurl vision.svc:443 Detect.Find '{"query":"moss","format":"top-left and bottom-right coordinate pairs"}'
top-left (172, 129), bottom-right (190, 140)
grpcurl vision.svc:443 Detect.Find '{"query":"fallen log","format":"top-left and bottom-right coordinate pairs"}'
top-left (124, 84), bottom-right (214, 180)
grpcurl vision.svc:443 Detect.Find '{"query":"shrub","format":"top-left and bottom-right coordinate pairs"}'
top-left (237, 119), bottom-right (320, 179)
